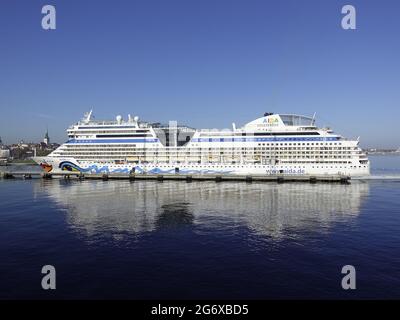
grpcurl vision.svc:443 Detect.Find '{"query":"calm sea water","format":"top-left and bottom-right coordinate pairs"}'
top-left (0, 155), bottom-right (399, 299)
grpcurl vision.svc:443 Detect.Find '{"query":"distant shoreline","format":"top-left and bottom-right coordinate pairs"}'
top-left (367, 152), bottom-right (400, 156)
top-left (3, 160), bottom-right (37, 165)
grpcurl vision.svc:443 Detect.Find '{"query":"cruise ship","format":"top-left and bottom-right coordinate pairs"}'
top-left (34, 111), bottom-right (370, 176)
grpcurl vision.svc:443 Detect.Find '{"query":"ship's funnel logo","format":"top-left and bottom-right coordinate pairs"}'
top-left (263, 117), bottom-right (279, 124)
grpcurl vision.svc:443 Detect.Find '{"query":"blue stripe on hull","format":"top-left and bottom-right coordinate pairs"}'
top-left (66, 138), bottom-right (159, 144)
top-left (65, 137), bottom-right (339, 144)
top-left (192, 137), bottom-right (339, 142)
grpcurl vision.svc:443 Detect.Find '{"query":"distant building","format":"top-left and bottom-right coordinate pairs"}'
top-left (18, 140), bottom-right (29, 148)
top-left (44, 128), bottom-right (50, 145)
top-left (0, 136), bottom-right (10, 161)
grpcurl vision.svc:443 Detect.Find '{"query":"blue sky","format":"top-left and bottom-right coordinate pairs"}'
top-left (0, 0), bottom-right (399, 148)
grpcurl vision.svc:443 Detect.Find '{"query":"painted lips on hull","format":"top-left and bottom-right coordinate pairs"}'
top-left (40, 163), bottom-right (53, 172)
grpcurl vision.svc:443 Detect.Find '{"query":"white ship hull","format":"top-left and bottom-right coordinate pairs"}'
top-left (34, 156), bottom-right (370, 177)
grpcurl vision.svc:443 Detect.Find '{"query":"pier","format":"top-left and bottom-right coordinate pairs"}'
top-left (0, 170), bottom-right (351, 183)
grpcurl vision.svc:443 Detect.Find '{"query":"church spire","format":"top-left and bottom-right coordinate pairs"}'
top-left (44, 127), bottom-right (50, 145)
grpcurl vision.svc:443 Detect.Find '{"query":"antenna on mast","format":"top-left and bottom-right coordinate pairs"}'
top-left (311, 112), bottom-right (316, 125)
top-left (83, 109), bottom-right (93, 124)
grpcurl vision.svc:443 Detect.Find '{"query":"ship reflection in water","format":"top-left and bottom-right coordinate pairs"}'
top-left (4, 159), bottom-right (399, 300)
top-left (35, 180), bottom-right (369, 241)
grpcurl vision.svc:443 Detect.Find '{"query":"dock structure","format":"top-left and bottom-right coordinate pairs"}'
top-left (0, 170), bottom-right (351, 183)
